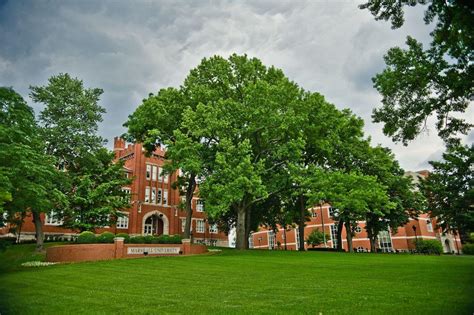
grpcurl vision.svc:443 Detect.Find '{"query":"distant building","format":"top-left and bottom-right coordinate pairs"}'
top-left (0, 137), bottom-right (229, 246)
top-left (250, 171), bottom-right (461, 253)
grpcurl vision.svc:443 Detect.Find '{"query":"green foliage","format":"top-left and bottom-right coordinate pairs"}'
top-left (129, 236), bottom-right (145, 244)
top-left (414, 239), bottom-right (443, 255)
top-left (360, 1), bottom-right (473, 143)
top-left (115, 233), bottom-right (130, 243)
top-left (306, 229), bottom-right (328, 248)
top-left (420, 144), bottom-right (473, 242)
top-left (462, 244), bottom-right (474, 255)
top-left (76, 231), bottom-right (96, 244)
top-left (97, 232), bottom-right (115, 244)
top-left (0, 87), bottom-right (66, 249)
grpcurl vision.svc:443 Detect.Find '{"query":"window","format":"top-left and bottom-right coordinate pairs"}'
top-left (329, 207), bottom-right (338, 217)
top-left (356, 246), bottom-right (365, 253)
top-left (426, 219), bottom-right (433, 232)
top-left (196, 199), bottom-right (204, 212)
top-left (268, 231), bottom-right (275, 249)
top-left (248, 236), bottom-right (254, 249)
top-left (196, 220), bottom-right (205, 233)
top-left (152, 165), bottom-right (158, 181)
top-left (157, 189), bottom-right (162, 204)
top-left (163, 173), bottom-right (169, 183)
top-left (163, 189), bottom-right (168, 205)
top-left (378, 230), bottom-right (393, 252)
top-left (45, 211), bottom-right (63, 226)
top-left (158, 167), bottom-right (163, 182)
top-left (151, 187), bottom-right (156, 204)
top-left (330, 224), bottom-right (338, 249)
top-left (355, 226), bottom-right (362, 233)
top-left (311, 211), bottom-right (318, 218)
top-left (116, 213), bottom-right (129, 229)
top-left (145, 187), bottom-right (150, 203)
top-left (209, 224), bottom-right (218, 234)
top-left (181, 218), bottom-right (187, 232)
top-left (122, 188), bottom-right (131, 202)
top-left (144, 224), bottom-right (153, 235)
top-left (146, 165), bottom-right (151, 180)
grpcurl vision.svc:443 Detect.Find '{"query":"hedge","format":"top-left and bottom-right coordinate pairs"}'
top-left (414, 239), bottom-right (443, 255)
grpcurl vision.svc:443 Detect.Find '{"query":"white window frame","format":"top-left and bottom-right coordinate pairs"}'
top-left (196, 199), bottom-right (204, 212)
top-left (427, 219), bottom-right (433, 232)
top-left (181, 218), bottom-right (187, 232)
top-left (330, 224), bottom-right (338, 249)
top-left (151, 187), bottom-right (157, 204)
top-left (45, 210), bottom-right (63, 226)
top-left (268, 231), bottom-right (275, 249)
top-left (157, 188), bottom-right (162, 204)
top-left (163, 173), bottom-right (169, 183)
top-left (145, 186), bottom-right (150, 203)
top-left (196, 219), bottom-right (205, 233)
top-left (121, 187), bottom-right (131, 203)
top-left (152, 165), bottom-right (158, 181)
top-left (158, 167), bottom-right (163, 182)
top-left (146, 164), bottom-right (151, 180)
top-left (163, 189), bottom-right (168, 205)
top-left (209, 224), bottom-right (218, 234)
top-left (355, 226), bottom-right (362, 233)
top-left (116, 212), bottom-right (129, 229)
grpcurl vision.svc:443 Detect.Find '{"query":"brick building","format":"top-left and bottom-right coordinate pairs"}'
top-left (250, 204), bottom-right (461, 253)
top-left (0, 137), bottom-right (229, 246)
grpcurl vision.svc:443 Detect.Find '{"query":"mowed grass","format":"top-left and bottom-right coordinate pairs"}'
top-left (0, 245), bottom-right (473, 314)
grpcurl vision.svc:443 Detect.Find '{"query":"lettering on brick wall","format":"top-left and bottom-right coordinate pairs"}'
top-left (127, 247), bottom-right (180, 255)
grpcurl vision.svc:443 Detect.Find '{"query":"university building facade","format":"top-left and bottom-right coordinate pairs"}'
top-left (0, 137), bottom-right (229, 246)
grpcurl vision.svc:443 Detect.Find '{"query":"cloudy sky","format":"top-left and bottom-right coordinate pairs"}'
top-left (1, 0), bottom-right (471, 171)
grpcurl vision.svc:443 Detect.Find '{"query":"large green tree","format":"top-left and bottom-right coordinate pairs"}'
top-left (420, 144), bottom-right (473, 243)
top-left (0, 87), bottom-right (65, 251)
top-left (360, 1), bottom-right (473, 144)
top-left (31, 74), bottom-right (130, 233)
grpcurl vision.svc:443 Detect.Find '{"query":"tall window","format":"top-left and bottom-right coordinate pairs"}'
top-left (378, 230), bottom-right (393, 252)
top-left (196, 199), bottom-right (204, 212)
top-left (196, 219), bottom-right (205, 233)
top-left (268, 231), bottom-right (275, 249)
top-left (145, 187), bottom-right (150, 203)
top-left (151, 187), bottom-right (156, 204)
top-left (163, 173), bottom-right (169, 183)
top-left (45, 211), bottom-right (63, 226)
top-left (209, 224), bottom-right (218, 233)
top-left (146, 164), bottom-right (151, 180)
top-left (248, 236), bottom-right (254, 249)
top-left (152, 165), bottom-right (158, 181)
top-left (163, 189), bottom-right (168, 205)
top-left (426, 219), bottom-right (433, 232)
top-left (157, 189), bottom-right (162, 204)
top-left (116, 213), bottom-right (129, 229)
top-left (181, 218), bottom-right (187, 232)
top-left (121, 188), bottom-right (131, 203)
top-left (330, 224), bottom-right (338, 249)
top-left (158, 167), bottom-right (163, 182)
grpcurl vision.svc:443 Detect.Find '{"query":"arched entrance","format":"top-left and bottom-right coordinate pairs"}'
top-left (142, 211), bottom-right (169, 236)
top-left (444, 239), bottom-right (451, 253)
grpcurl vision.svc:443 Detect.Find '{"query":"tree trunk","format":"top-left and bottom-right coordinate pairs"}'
top-left (336, 219), bottom-right (344, 251)
top-left (298, 195), bottom-right (306, 251)
top-left (235, 204), bottom-right (248, 250)
top-left (183, 174), bottom-right (196, 239)
top-left (369, 236), bottom-right (377, 253)
top-left (244, 207), bottom-right (251, 249)
top-left (32, 211), bottom-right (44, 252)
top-left (345, 221), bottom-right (353, 253)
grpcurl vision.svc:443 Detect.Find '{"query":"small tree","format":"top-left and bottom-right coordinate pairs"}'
top-left (306, 229), bottom-right (328, 248)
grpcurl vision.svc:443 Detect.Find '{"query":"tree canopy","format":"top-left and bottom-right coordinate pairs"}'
top-left (360, 0), bottom-right (473, 144)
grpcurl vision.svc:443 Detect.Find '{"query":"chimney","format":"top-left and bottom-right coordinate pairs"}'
top-left (113, 137), bottom-right (126, 156)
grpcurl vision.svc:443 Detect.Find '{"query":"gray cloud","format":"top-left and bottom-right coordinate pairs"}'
top-left (0, 0), bottom-right (467, 171)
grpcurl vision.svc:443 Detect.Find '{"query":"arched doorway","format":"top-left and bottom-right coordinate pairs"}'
top-left (142, 211), bottom-right (169, 236)
top-left (444, 239), bottom-right (451, 253)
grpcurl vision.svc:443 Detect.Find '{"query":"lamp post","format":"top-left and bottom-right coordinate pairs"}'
top-left (320, 202), bottom-right (327, 248)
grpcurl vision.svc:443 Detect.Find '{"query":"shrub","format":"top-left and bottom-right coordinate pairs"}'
top-left (462, 243), bottom-right (474, 255)
top-left (77, 231), bottom-right (96, 244)
top-left (129, 236), bottom-right (145, 244)
top-left (306, 229), bottom-right (329, 248)
top-left (143, 235), bottom-right (155, 244)
top-left (97, 232), bottom-right (115, 243)
top-left (0, 237), bottom-right (15, 252)
top-left (155, 234), bottom-right (182, 244)
top-left (115, 233), bottom-right (130, 243)
top-left (414, 239), bottom-right (443, 255)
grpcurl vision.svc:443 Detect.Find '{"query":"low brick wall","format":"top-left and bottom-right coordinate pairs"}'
top-left (46, 238), bottom-right (208, 263)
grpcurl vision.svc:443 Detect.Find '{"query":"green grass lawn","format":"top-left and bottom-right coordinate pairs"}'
top-left (0, 245), bottom-right (473, 314)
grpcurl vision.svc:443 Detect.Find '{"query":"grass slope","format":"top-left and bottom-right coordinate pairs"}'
top-left (0, 246), bottom-right (473, 314)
